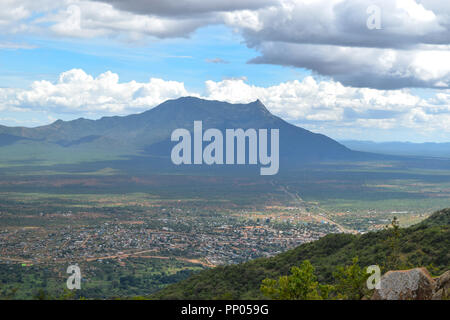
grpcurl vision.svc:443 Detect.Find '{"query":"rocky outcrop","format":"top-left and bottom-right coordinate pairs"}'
top-left (432, 270), bottom-right (450, 300)
top-left (371, 268), bottom-right (435, 300)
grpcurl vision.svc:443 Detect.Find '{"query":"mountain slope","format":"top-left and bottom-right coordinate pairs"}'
top-left (151, 208), bottom-right (450, 299)
top-left (0, 97), bottom-right (370, 170)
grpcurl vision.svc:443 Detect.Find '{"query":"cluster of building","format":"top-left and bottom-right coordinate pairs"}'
top-left (0, 205), bottom-right (340, 266)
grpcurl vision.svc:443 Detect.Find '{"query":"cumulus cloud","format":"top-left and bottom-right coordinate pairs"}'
top-left (249, 43), bottom-right (450, 89)
top-left (0, 69), bottom-right (189, 115)
top-left (204, 76), bottom-right (426, 122)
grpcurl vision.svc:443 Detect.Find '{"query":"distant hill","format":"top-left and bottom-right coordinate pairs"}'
top-left (340, 140), bottom-right (450, 158)
top-left (151, 208), bottom-right (450, 299)
top-left (0, 97), bottom-right (376, 172)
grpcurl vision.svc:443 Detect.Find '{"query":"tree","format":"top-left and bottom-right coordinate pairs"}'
top-left (333, 257), bottom-right (370, 300)
top-left (385, 216), bottom-right (401, 270)
top-left (260, 260), bottom-right (332, 300)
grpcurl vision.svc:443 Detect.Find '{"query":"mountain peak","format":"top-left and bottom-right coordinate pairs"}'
top-left (249, 99), bottom-right (269, 112)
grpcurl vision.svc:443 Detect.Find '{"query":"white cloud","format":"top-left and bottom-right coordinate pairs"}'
top-left (0, 0), bottom-right (62, 33)
top-left (222, 9), bottom-right (263, 31)
top-left (204, 76), bottom-right (427, 122)
top-left (250, 43), bottom-right (450, 89)
top-left (1, 69), bottom-right (189, 115)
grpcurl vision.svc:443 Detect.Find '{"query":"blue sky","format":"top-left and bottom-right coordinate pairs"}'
top-left (1, 1), bottom-right (450, 142)
top-left (0, 25), bottom-right (308, 91)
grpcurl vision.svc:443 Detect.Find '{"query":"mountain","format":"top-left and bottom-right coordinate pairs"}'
top-left (340, 140), bottom-right (450, 158)
top-left (151, 208), bottom-right (450, 299)
top-left (0, 97), bottom-right (372, 172)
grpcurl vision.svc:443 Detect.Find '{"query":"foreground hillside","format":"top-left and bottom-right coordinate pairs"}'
top-left (151, 209), bottom-right (449, 299)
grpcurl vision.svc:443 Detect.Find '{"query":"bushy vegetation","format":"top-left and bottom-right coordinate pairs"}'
top-left (260, 260), bottom-right (333, 300)
top-left (260, 258), bottom-right (369, 300)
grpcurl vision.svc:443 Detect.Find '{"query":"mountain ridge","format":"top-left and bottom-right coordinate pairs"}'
top-left (0, 97), bottom-right (376, 170)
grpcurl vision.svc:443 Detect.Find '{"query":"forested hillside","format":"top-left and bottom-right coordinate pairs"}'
top-left (151, 209), bottom-right (449, 299)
